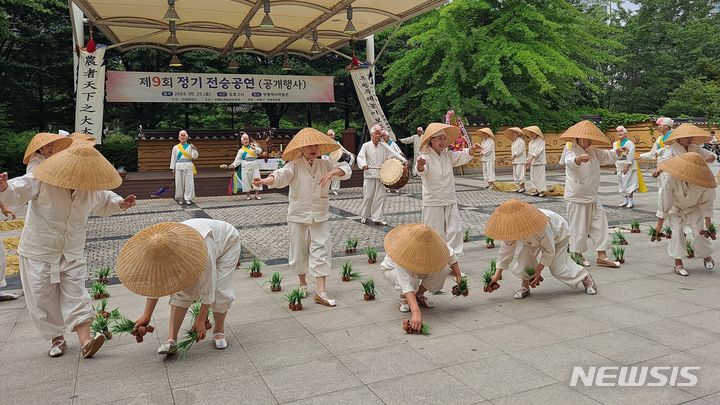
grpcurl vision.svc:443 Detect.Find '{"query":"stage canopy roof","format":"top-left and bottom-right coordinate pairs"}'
top-left (71, 0), bottom-right (447, 59)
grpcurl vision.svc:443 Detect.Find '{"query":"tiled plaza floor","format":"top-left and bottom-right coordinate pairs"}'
top-left (2, 167), bottom-right (720, 404)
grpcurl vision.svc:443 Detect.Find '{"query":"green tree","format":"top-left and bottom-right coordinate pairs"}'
top-left (378, 0), bottom-right (619, 129)
top-left (660, 77), bottom-right (720, 118)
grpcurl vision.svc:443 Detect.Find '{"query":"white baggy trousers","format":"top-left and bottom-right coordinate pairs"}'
top-left (511, 236), bottom-right (588, 288)
top-left (566, 201), bottom-right (610, 254)
top-left (361, 178), bottom-right (386, 222)
top-left (288, 221), bottom-right (331, 278)
top-left (422, 204), bottom-right (463, 256)
top-left (175, 168), bottom-right (195, 202)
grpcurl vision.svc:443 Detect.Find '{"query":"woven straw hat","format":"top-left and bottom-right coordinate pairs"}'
top-left (484, 199), bottom-right (549, 241)
top-left (384, 224), bottom-right (450, 275)
top-left (33, 143), bottom-right (122, 191)
top-left (282, 128), bottom-right (340, 161)
top-left (504, 127), bottom-right (524, 141)
top-left (116, 222), bottom-right (208, 297)
top-left (70, 132), bottom-right (96, 144)
top-left (420, 123), bottom-right (461, 149)
top-left (559, 120), bottom-right (611, 146)
top-left (23, 133), bottom-right (74, 164)
top-left (657, 152), bottom-right (717, 189)
top-left (475, 127), bottom-right (495, 138)
top-left (665, 123), bottom-right (712, 145)
top-left (522, 125), bottom-right (544, 138)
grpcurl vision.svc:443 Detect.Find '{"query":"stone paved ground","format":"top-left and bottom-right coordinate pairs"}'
top-left (2, 166), bottom-right (720, 404)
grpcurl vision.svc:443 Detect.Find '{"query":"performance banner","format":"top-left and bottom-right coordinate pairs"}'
top-left (75, 47), bottom-right (106, 142)
top-left (106, 71), bottom-right (335, 103)
top-left (349, 68), bottom-right (395, 139)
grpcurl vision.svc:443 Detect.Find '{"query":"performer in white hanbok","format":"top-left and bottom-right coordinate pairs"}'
top-left (476, 128), bottom-right (496, 188)
top-left (654, 153), bottom-right (716, 276)
top-left (524, 126), bottom-right (547, 197)
top-left (400, 127), bottom-right (424, 176)
top-left (118, 219), bottom-right (241, 353)
top-left (356, 124), bottom-right (395, 225)
top-left (382, 130), bottom-right (405, 193)
top-left (614, 126), bottom-right (639, 208)
top-left (228, 132), bottom-right (263, 200)
top-left (505, 127), bottom-right (527, 193)
top-left (640, 117), bottom-right (674, 164)
top-left (23, 132), bottom-right (73, 174)
top-left (560, 120), bottom-right (623, 268)
top-left (485, 199), bottom-right (597, 299)
top-left (657, 123), bottom-right (716, 166)
top-left (255, 128), bottom-right (351, 307)
top-left (170, 130), bottom-right (198, 205)
top-left (380, 224), bottom-right (463, 322)
top-left (416, 123), bottom-right (480, 257)
top-left (0, 144), bottom-right (136, 358)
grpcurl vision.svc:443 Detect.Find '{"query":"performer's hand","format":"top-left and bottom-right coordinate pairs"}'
top-left (190, 317), bottom-right (207, 341)
top-left (362, 165), bottom-right (369, 171)
top-left (471, 143), bottom-right (482, 155)
top-left (410, 312), bottom-right (422, 332)
top-left (120, 195), bottom-right (137, 210)
top-left (132, 314), bottom-right (151, 336)
top-left (575, 154), bottom-right (591, 164)
top-left (654, 222), bottom-right (663, 237)
top-left (529, 265), bottom-right (543, 288)
top-left (0, 172), bottom-right (8, 193)
top-left (416, 156), bottom-right (427, 171)
top-left (319, 172), bottom-right (334, 187)
top-left (254, 176), bottom-right (273, 186)
top-left (1, 206), bottom-right (16, 220)
top-left (491, 269), bottom-right (503, 285)
top-left (652, 168), bottom-right (662, 178)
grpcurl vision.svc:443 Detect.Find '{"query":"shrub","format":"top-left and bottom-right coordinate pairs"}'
top-left (0, 130), bottom-right (38, 177)
top-left (99, 134), bottom-right (138, 171)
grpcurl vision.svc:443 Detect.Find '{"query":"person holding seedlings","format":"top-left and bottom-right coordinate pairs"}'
top-left (23, 132), bottom-right (73, 174)
top-left (170, 129), bottom-right (198, 205)
top-left (506, 127), bottom-right (527, 193)
top-left (416, 123), bottom-right (481, 258)
top-left (399, 127), bottom-right (424, 176)
top-left (0, 144), bottom-right (136, 358)
top-left (379, 224), bottom-right (463, 320)
top-left (654, 153), bottom-right (716, 276)
top-left (118, 219), bottom-right (241, 352)
top-left (356, 124), bottom-right (396, 225)
top-left (254, 128), bottom-right (351, 307)
top-left (486, 199), bottom-right (597, 299)
top-left (476, 127), bottom-right (496, 189)
top-left (561, 120), bottom-right (623, 268)
top-left (614, 126), bottom-right (639, 208)
top-left (523, 126), bottom-right (547, 197)
top-left (228, 132), bottom-right (263, 200)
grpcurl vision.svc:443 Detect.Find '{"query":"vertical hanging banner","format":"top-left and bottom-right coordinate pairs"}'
top-left (349, 68), bottom-right (395, 140)
top-left (75, 47), bottom-right (106, 143)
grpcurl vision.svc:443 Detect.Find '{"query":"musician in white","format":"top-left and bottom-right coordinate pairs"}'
top-left (399, 127), bottom-right (424, 176)
top-left (356, 124), bottom-right (395, 226)
top-left (476, 128), bottom-right (496, 189)
top-left (382, 130), bottom-right (404, 193)
top-left (417, 123), bottom-right (480, 256)
top-left (229, 133), bottom-right (263, 200)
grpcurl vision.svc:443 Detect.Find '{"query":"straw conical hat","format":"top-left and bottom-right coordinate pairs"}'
top-left (116, 222), bottom-right (208, 297)
top-left (665, 123), bottom-right (712, 145)
top-left (522, 125), bottom-right (544, 138)
top-left (504, 127), bottom-right (524, 141)
top-left (23, 133), bottom-right (74, 164)
top-left (282, 128), bottom-right (340, 161)
top-left (420, 123), bottom-right (461, 149)
top-left (475, 127), bottom-right (495, 138)
top-left (33, 144), bottom-right (122, 191)
top-left (70, 132), bottom-right (97, 144)
top-left (384, 224), bottom-right (450, 274)
top-left (559, 120), bottom-right (611, 146)
top-left (484, 199), bottom-right (549, 241)
top-left (657, 152), bottom-right (717, 188)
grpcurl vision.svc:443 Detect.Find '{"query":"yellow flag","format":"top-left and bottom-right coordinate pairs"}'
top-left (636, 161), bottom-right (647, 193)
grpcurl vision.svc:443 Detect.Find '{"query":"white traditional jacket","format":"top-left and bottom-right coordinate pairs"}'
top-left (658, 143), bottom-right (715, 164)
top-left (511, 137), bottom-right (527, 165)
top-left (356, 141), bottom-right (395, 179)
top-left (527, 138), bottom-right (546, 165)
top-left (382, 246), bottom-right (457, 294)
top-left (0, 174), bottom-right (125, 265)
top-left (399, 134), bottom-right (422, 157)
top-left (231, 145), bottom-right (262, 168)
top-left (563, 144), bottom-right (618, 203)
top-left (26, 153), bottom-right (45, 174)
top-left (657, 176), bottom-right (715, 219)
top-left (479, 137), bottom-right (496, 162)
top-left (497, 209), bottom-right (570, 269)
top-left (170, 143), bottom-right (199, 171)
top-left (270, 158), bottom-right (351, 223)
top-left (417, 148), bottom-right (473, 206)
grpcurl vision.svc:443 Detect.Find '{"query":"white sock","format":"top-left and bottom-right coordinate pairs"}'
top-left (628, 198), bottom-right (634, 205)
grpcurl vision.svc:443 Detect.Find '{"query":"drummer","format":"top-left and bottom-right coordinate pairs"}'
top-left (417, 123), bottom-right (481, 257)
top-left (356, 124), bottom-right (396, 226)
top-left (382, 130), bottom-right (404, 193)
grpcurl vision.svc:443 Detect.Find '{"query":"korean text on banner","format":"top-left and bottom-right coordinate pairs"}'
top-left (75, 48), bottom-right (106, 143)
top-left (349, 68), bottom-right (395, 140)
top-left (106, 72), bottom-right (335, 104)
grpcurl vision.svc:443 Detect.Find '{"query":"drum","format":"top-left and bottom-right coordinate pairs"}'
top-left (379, 159), bottom-right (410, 189)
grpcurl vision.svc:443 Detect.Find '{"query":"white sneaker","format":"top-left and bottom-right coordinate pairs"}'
top-left (360, 218), bottom-right (367, 224)
top-left (513, 288), bottom-right (530, 299)
top-left (674, 266), bottom-right (689, 276)
top-left (158, 340), bottom-right (177, 355)
top-left (299, 285), bottom-right (308, 298)
top-left (332, 190), bottom-right (338, 195)
top-left (704, 258), bottom-right (715, 271)
top-left (213, 333), bottom-right (228, 350)
top-left (48, 340), bottom-right (67, 358)
top-left (583, 275), bottom-right (597, 295)
top-left (399, 301), bottom-right (410, 313)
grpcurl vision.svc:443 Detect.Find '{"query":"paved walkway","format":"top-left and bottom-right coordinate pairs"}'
top-left (2, 168), bottom-right (720, 404)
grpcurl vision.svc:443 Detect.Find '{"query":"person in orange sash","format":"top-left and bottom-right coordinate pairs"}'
top-left (170, 130), bottom-right (198, 205)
